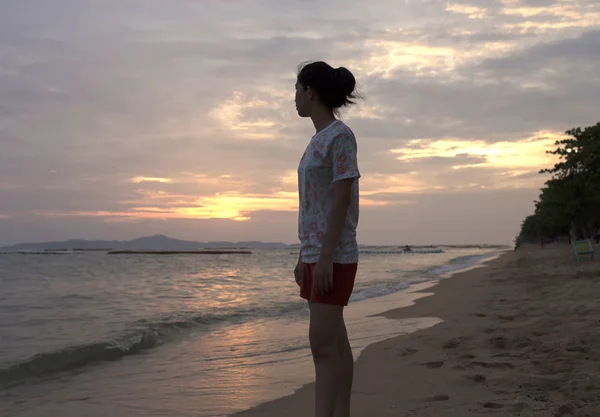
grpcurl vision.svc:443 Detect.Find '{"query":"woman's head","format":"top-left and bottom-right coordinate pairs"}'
top-left (295, 61), bottom-right (358, 118)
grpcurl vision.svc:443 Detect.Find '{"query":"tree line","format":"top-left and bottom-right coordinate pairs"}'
top-left (517, 122), bottom-right (600, 243)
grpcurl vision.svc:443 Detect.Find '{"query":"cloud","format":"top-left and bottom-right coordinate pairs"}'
top-left (131, 177), bottom-right (173, 184)
top-left (0, 0), bottom-right (598, 245)
top-left (446, 2), bottom-right (488, 18)
top-left (476, 30), bottom-right (600, 80)
top-left (392, 132), bottom-right (558, 167)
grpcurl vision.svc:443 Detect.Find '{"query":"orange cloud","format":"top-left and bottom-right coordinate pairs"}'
top-left (130, 176), bottom-right (173, 184)
top-left (392, 131), bottom-right (559, 169)
top-left (387, 131), bottom-right (561, 190)
top-left (356, 36), bottom-right (516, 77)
top-left (33, 190), bottom-right (298, 222)
top-left (362, 172), bottom-right (445, 195)
top-left (209, 91), bottom-right (284, 140)
top-left (24, 131), bottom-right (564, 223)
top-left (501, 2), bottom-right (600, 32)
top-left (33, 168), bottom-right (389, 222)
top-left (446, 3), bottom-right (488, 19)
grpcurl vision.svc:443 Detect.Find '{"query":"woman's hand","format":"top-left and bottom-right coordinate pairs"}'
top-left (312, 258), bottom-right (333, 295)
top-left (294, 260), bottom-right (303, 287)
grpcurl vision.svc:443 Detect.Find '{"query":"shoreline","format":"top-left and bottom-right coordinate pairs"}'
top-left (232, 244), bottom-right (600, 416)
top-left (230, 250), bottom-right (509, 417)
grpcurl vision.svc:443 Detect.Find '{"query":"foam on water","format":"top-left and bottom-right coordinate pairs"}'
top-left (426, 250), bottom-right (506, 277)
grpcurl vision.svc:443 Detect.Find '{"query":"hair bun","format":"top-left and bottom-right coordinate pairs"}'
top-left (336, 67), bottom-right (356, 95)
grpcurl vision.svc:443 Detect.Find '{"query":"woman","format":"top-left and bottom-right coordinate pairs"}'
top-left (293, 61), bottom-right (361, 417)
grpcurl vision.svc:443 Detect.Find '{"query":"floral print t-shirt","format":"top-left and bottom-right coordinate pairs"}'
top-left (297, 120), bottom-right (360, 264)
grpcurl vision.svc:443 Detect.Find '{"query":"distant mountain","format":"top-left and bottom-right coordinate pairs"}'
top-left (0, 235), bottom-right (290, 251)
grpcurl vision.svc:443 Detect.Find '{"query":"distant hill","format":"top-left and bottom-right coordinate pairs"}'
top-left (0, 235), bottom-right (290, 251)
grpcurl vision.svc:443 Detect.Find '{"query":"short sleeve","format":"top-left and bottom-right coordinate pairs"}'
top-left (330, 132), bottom-right (360, 182)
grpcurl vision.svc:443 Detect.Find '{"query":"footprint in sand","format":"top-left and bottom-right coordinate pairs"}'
top-left (443, 337), bottom-right (466, 349)
top-left (421, 361), bottom-right (444, 369)
top-left (423, 394), bottom-right (450, 402)
top-left (481, 402), bottom-right (505, 409)
top-left (556, 403), bottom-right (576, 415)
top-left (398, 347), bottom-right (418, 356)
top-left (489, 336), bottom-right (508, 349)
top-left (471, 361), bottom-right (515, 369)
top-left (464, 374), bottom-right (486, 383)
top-left (512, 402), bottom-right (528, 413)
top-left (492, 352), bottom-right (517, 359)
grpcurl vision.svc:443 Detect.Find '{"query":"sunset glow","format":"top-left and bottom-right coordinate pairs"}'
top-left (131, 177), bottom-right (173, 184)
top-left (1, 0), bottom-right (597, 245)
top-left (391, 132), bottom-right (560, 171)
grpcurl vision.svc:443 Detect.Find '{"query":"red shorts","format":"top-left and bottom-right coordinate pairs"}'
top-left (300, 263), bottom-right (358, 306)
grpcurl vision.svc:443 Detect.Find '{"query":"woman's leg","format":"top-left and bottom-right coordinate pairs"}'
top-left (309, 302), bottom-right (344, 417)
top-left (334, 316), bottom-right (353, 417)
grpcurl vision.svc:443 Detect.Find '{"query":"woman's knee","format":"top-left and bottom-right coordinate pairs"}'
top-left (310, 330), bottom-right (339, 359)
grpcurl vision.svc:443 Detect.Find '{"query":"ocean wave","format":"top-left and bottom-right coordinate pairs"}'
top-left (1, 250), bottom-right (504, 386)
top-left (351, 251), bottom-right (503, 302)
top-left (350, 282), bottom-right (411, 302)
top-left (0, 331), bottom-right (159, 387)
top-left (0, 303), bottom-right (305, 387)
top-left (426, 251), bottom-right (504, 277)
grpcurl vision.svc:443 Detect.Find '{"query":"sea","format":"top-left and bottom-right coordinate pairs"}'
top-left (0, 246), bottom-right (505, 417)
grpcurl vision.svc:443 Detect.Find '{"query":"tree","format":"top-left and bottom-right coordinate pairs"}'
top-left (518, 122), bottom-right (600, 242)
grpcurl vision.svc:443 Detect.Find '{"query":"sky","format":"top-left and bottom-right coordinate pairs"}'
top-left (1, 0), bottom-right (599, 246)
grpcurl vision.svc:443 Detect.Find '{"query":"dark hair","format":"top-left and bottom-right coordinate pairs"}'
top-left (297, 61), bottom-right (359, 111)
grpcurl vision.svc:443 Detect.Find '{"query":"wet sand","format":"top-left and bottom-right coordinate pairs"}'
top-left (232, 243), bottom-right (600, 417)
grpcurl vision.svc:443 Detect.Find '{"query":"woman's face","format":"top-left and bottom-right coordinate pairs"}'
top-left (295, 80), bottom-right (312, 118)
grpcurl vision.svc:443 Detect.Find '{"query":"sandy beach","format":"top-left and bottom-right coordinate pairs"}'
top-left (232, 243), bottom-right (600, 417)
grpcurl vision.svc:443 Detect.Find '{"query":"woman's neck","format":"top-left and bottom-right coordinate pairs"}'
top-left (311, 111), bottom-right (337, 133)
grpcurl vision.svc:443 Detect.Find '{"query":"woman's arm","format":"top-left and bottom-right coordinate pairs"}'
top-left (318, 179), bottom-right (353, 262)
